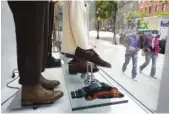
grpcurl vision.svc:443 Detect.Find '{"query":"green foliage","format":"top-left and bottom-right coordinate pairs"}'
top-left (125, 11), bottom-right (146, 21)
top-left (95, 1), bottom-right (116, 22)
top-left (155, 11), bottom-right (169, 16)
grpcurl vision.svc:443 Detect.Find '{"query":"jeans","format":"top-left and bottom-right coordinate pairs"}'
top-left (140, 52), bottom-right (157, 77)
top-left (122, 54), bottom-right (138, 78)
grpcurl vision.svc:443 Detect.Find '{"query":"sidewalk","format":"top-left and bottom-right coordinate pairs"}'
top-left (89, 30), bottom-right (164, 111)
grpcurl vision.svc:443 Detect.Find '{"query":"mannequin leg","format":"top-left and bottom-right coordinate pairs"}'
top-left (48, 1), bottom-right (54, 57)
top-left (69, 1), bottom-right (91, 50)
top-left (40, 1), bottom-right (60, 90)
top-left (61, 1), bottom-right (77, 55)
top-left (62, 1), bottom-right (111, 68)
top-left (8, 1), bottom-right (63, 106)
top-left (45, 1), bottom-right (61, 68)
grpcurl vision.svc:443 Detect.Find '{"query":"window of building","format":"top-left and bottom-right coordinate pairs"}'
top-left (145, 7), bottom-right (147, 13)
top-left (155, 5), bottom-right (158, 12)
top-left (149, 6), bottom-right (152, 13)
top-left (162, 3), bottom-right (166, 11)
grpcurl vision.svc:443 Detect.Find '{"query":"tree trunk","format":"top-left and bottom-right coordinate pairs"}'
top-left (97, 20), bottom-right (99, 39)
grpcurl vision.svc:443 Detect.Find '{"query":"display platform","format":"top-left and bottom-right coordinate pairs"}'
top-left (61, 56), bottom-right (128, 111)
top-left (7, 55), bottom-right (128, 111)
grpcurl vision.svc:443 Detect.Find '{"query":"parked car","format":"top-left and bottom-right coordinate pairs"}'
top-left (159, 39), bottom-right (166, 54)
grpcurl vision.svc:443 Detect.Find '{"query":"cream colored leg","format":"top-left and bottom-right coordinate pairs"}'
top-left (61, 1), bottom-right (76, 55)
top-left (61, 1), bottom-right (91, 55)
top-left (70, 1), bottom-right (91, 50)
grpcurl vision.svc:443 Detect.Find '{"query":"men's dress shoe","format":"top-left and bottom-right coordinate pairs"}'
top-left (75, 47), bottom-right (111, 68)
top-left (69, 61), bottom-right (99, 74)
top-left (68, 57), bottom-right (99, 74)
top-left (40, 75), bottom-right (60, 90)
top-left (61, 52), bottom-right (75, 58)
top-left (21, 84), bottom-right (63, 106)
top-left (45, 56), bottom-right (61, 68)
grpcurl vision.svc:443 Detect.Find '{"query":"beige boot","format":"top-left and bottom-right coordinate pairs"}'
top-left (40, 75), bottom-right (60, 90)
top-left (21, 84), bottom-right (63, 106)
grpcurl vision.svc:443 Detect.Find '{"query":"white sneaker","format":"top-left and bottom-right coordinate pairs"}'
top-left (132, 78), bottom-right (137, 81)
top-left (151, 76), bottom-right (157, 79)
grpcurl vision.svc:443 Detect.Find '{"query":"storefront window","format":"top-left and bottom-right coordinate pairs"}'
top-left (54, 1), bottom-right (169, 112)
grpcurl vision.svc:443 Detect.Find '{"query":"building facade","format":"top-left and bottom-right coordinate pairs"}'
top-left (138, 1), bottom-right (169, 17)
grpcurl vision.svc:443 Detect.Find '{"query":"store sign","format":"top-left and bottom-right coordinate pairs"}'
top-left (160, 21), bottom-right (169, 27)
top-left (159, 17), bottom-right (169, 39)
top-left (138, 20), bottom-right (149, 30)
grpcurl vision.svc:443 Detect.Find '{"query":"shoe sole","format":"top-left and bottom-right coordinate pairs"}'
top-left (21, 92), bottom-right (64, 107)
top-left (68, 65), bottom-right (99, 74)
top-left (69, 69), bottom-right (99, 74)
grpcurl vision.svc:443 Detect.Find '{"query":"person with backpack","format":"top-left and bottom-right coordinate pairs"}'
top-left (140, 30), bottom-right (160, 78)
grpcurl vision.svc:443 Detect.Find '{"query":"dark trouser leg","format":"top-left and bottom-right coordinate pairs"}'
top-left (41, 2), bottom-right (49, 72)
top-left (122, 54), bottom-right (131, 72)
top-left (8, 1), bottom-right (45, 86)
top-left (45, 1), bottom-right (61, 69)
top-left (48, 1), bottom-right (54, 57)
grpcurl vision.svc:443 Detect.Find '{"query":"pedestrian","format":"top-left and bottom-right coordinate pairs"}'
top-left (122, 31), bottom-right (140, 81)
top-left (140, 30), bottom-right (160, 78)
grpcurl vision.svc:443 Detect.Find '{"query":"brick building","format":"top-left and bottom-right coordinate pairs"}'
top-left (138, 1), bottom-right (169, 17)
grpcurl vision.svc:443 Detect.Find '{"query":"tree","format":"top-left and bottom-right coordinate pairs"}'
top-left (125, 11), bottom-right (146, 21)
top-left (95, 1), bottom-right (115, 21)
top-left (154, 11), bottom-right (169, 16)
top-left (95, 1), bottom-right (130, 43)
top-left (109, 1), bottom-right (131, 44)
top-left (95, 1), bottom-right (116, 39)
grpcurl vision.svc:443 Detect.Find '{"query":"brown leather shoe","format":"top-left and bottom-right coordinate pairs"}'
top-left (69, 60), bottom-right (99, 74)
top-left (40, 75), bottom-right (60, 90)
top-left (21, 84), bottom-right (63, 106)
top-left (75, 47), bottom-right (111, 68)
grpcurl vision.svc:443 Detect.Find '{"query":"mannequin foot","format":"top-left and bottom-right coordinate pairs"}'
top-left (40, 75), bottom-right (60, 90)
top-left (75, 47), bottom-right (111, 68)
top-left (45, 56), bottom-right (61, 68)
top-left (21, 84), bottom-right (63, 106)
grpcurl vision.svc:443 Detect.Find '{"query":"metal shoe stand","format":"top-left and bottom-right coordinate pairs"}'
top-left (81, 62), bottom-right (99, 85)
